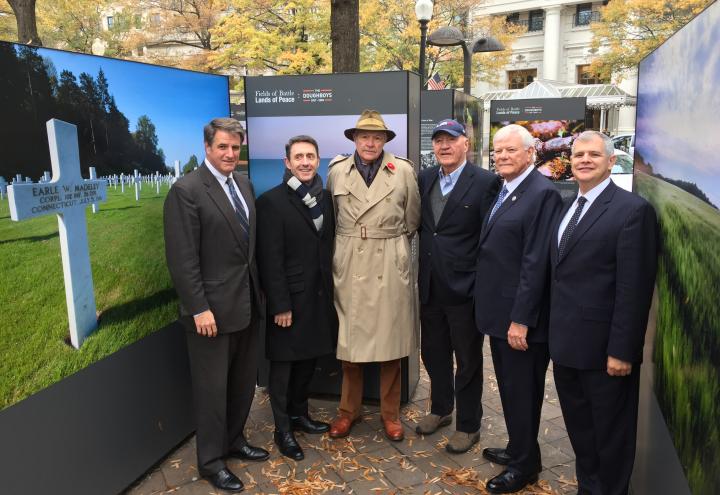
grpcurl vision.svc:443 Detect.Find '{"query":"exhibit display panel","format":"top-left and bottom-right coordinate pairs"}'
top-left (0, 41), bottom-right (229, 411)
top-left (634, 2), bottom-right (720, 493)
top-left (420, 90), bottom-right (482, 169)
top-left (0, 42), bottom-right (230, 494)
top-left (245, 71), bottom-right (421, 401)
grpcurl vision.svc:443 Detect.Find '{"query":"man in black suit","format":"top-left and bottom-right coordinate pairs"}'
top-left (549, 131), bottom-right (657, 495)
top-left (475, 124), bottom-right (562, 493)
top-left (256, 135), bottom-right (338, 461)
top-left (164, 118), bottom-right (268, 493)
top-left (416, 119), bottom-right (500, 453)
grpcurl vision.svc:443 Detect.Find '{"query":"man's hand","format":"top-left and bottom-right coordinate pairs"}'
top-left (607, 356), bottom-right (632, 376)
top-left (274, 311), bottom-right (292, 328)
top-left (507, 322), bottom-right (529, 351)
top-left (194, 310), bottom-right (217, 337)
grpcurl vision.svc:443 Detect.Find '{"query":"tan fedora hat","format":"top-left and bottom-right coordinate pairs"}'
top-left (344, 109), bottom-right (396, 142)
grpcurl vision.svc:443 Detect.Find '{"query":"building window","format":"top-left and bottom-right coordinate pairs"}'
top-left (577, 64), bottom-right (608, 85)
top-left (508, 69), bottom-right (537, 89)
top-left (528, 10), bottom-right (544, 32)
top-left (574, 3), bottom-right (598, 26)
top-left (106, 16), bottom-right (114, 29)
top-left (506, 12), bottom-right (520, 25)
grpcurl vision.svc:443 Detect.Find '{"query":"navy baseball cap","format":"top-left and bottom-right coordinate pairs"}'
top-left (431, 119), bottom-right (466, 139)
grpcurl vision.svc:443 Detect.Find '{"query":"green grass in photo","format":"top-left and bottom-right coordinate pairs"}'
top-left (636, 172), bottom-right (720, 494)
top-left (0, 182), bottom-right (178, 410)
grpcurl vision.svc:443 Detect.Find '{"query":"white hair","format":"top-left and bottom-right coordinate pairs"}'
top-left (572, 130), bottom-right (614, 157)
top-left (493, 124), bottom-right (536, 163)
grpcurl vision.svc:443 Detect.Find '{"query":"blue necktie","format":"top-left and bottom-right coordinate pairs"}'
top-left (558, 196), bottom-right (587, 259)
top-left (226, 177), bottom-right (249, 241)
top-left (488, 186), bottom-right (508, 222)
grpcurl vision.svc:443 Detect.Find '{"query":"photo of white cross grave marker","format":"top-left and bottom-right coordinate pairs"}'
top-left (8, 119), bottom-right (107, 349)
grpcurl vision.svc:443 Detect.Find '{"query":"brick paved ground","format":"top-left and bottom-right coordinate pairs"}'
top-left (125, 340), bottom-right (578, 494)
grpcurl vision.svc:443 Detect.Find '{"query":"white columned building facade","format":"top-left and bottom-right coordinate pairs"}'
top-left (471, 0), bottom-right (638, 143)
top-left (542, 5), bottom-right (563, 80)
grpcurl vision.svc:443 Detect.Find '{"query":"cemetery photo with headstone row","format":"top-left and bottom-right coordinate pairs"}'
top-left (0, 40), bottom-right (229, 412)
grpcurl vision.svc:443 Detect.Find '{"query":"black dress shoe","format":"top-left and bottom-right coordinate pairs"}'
top-left (229, 444), bottom-right (270, 461)
top-left (482, 447), bottom-right (512, 465)
top-left (274, 430), bottom-right (304, 461)
top-left (485, 470), bottom-right (538, 494)
top-left (291, 415), bottom-right (330, 434)
top-left (206, 468), bottom-right (244, 492)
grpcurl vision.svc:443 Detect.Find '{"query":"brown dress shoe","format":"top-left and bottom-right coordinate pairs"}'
top-left (329, 416), bottom-right (360, 438)
top-left (383, 418), bottom-right (404, 441)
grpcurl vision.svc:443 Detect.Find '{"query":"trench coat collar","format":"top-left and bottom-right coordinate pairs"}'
top-left (342, 151), bottom-right (397, 221)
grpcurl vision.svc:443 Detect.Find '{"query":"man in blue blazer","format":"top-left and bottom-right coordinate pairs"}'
top-left (549, 131), bottom-right (657, 495)
top-left (475, 124), bottom-right (562, 493)
top-left (416, 119), bottom-right (501, 453)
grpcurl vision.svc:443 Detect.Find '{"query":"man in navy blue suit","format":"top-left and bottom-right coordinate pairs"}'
top-left (549, 130), bottom-right (657, 495)
top-left (416, 119), bottom-right (500, 453)
top-left (475, 124), bottom-right (562, 494)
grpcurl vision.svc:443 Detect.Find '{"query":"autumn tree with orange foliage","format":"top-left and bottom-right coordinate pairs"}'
top-left (590, 0), bottom-right (714, 80)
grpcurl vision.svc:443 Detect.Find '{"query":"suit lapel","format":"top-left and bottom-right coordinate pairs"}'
top-left (551, 198), bottom-right (574, 266)
top-left (233, 170), bottom-right (255, 260)
top-left (422, 167), bottom-right (440, 230)
top-left (200, 167), bottom-right (249, 258)
top-left (436, 163), bottom-right (474, 229)
top-left (480, 169), bottom-right (535, 244)
top-left (558, 181), bottom-right (617, 263)
top-left (287, 186), bottom-right (318, 235)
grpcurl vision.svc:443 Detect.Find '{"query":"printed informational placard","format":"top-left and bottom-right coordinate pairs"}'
top-left (420, 90), bottom-right (482, 170)
top-left (245, 72), bottom-right (417, 195)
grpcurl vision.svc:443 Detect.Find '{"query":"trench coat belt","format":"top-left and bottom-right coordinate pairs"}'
top-left (336, 225), bottom-right (406, 240)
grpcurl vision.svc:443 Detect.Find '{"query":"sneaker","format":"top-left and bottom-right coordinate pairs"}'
top-left (415, 413), bottom-right (452, 435)
top-left (445, 430), bottom-right (480, 454)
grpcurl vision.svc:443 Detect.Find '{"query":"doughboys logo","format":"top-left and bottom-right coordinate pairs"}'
top-left (302, 88), bottom-right (333, 103)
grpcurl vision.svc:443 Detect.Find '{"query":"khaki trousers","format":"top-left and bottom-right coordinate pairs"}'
top-left (338, 359), bottom-right (402, 421)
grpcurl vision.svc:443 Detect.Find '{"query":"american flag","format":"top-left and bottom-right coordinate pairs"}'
top-left (427, 72), bottom-right (446, 90)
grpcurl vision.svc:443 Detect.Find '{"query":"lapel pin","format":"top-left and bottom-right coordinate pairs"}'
top-left (512, 196), bottom-right (517, 201)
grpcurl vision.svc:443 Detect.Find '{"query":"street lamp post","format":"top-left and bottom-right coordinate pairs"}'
top-left (415, 0), bottom-right (433, 88)
top-left (427, 26), bottom-right (505, 94)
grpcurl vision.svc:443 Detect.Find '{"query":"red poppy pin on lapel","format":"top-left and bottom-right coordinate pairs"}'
top-left (387, 162), bottom-right (395, 170)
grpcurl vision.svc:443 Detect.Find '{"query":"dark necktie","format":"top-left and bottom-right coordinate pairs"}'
top-left (558, 196), bottom-right (587, 259)
top-left (226, 177), bottom-right (249, 241)
top-left (487, 185), bottom-right (508, 223)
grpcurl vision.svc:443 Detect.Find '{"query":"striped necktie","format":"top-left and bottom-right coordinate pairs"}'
top-left (226, 177), bottom-right (249, 241)
top-left (488, 185), bottom-right (508, 222)
top-left (558, 196), bottom-right (587, 259)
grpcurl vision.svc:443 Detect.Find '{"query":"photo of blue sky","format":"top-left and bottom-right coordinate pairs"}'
top-left (247, 114), bottom-right (408, 195)
top-left (635, 3), bottom-right (720, 206)
top-left (41, 48), bottom-right (229, 168)
top-left (247, 114), bottom-right (408, 158)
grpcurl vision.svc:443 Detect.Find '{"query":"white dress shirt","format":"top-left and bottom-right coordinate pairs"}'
top-left (204, 159), bottom-right (249, 217)
top-left (557, 176), bottom-right (612, 246)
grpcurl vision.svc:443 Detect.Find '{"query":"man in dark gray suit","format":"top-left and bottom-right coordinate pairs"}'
top-left (164, 118), bottom-right (268, 493)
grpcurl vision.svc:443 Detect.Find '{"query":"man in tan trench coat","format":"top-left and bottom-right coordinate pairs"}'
top-left (327, 110), bottom-right (421, 442)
